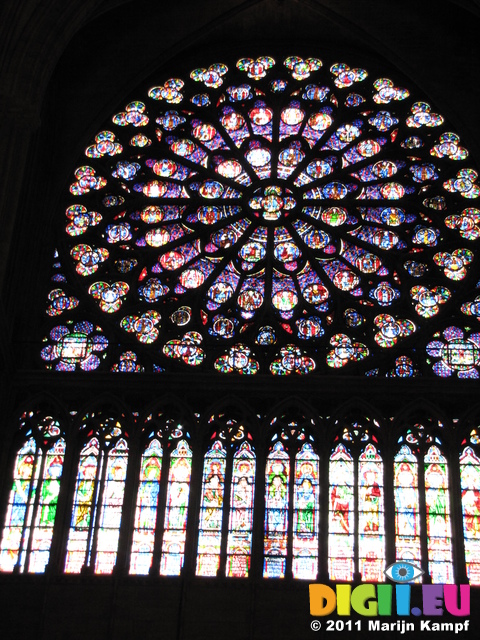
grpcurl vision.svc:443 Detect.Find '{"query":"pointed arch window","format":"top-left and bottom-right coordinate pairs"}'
top-left (160, 438), bottom-right (192, 575)
top-left (129, 408), bottom-right (193, 576)
top-left (130, 438), bottom-right (163, 574)
top-left (196, 415), bottom-right (256, 577)
top-left (264, 440), bottom-right (290, 578)
top-left (394, 444), bottom-right (421, 567)
top-left (394, 422), bottom-right (453, 583)
top-left (226, 441), bottom-right (256, 577)
top-left (292, 441), bottom-right (320, 578)
top-left (0, 412), bottom-right (65, 573)
top-left (65, 414), bottom-right (128, 574)
top-left (328, 443), bottom-right (354, 581)
top-left (264, 419), bottom-right (319, 579)
top-left (459, 430), bottom-right (480, 584)
top-left (328, 420), bottom-right (385, 581)
top-left (424, 445), bottom-right (453, 583)
top-left (358, 443), bottom-right (384, 580)
top-left (196, 440), bottom-right (227, 576)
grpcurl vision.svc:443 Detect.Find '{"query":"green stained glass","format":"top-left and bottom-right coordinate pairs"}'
top-left (0, 417), bottom-right (65, 575)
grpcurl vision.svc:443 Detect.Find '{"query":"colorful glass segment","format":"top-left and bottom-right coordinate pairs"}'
top-left (328, 444), bottom-right (354, 581)
top-left (460, 447), bottom-right (480, 584)
top-left (0, 435), bottom-right (65, 573)
top-left (358, 444), bottom-right (385, 581)
top-left (94, 439), bottom-right (128, 573)
top-left (160, 440), bottom-right (192, 575)
top-left (44, 55), bottom-right (480, 377)
top-left (424, 446), bottom-right (454, 583)
top-left (226, 442), bottom-right (256, 577)
top-left (129, 439), bottom-right (162, 574)
top-left (65, 438), bottom-right (101, 573)
top-left (264, 441), bottom-right (290, 577)
top-left (292, 443), bottom-right (320, 579)
top-left (196, 441), bottom-right (226, 576)
top-left (65, 433), bottom-right (128, 574)
top-left (394, 445), bottom-right (421, 568)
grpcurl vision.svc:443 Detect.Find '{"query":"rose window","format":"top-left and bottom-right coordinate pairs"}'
top-left (42, 55), bottom-right (480, 376)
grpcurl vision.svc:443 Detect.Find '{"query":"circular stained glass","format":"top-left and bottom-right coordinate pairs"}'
top-left (46, 55), bottom-right (480, 377)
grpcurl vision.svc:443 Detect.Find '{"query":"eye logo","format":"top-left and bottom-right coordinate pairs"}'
top-left (384, 561), bottom-right (424, 583)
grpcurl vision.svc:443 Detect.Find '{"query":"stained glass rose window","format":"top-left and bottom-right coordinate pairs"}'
top-left (43, 55), bottom-right (480, 376)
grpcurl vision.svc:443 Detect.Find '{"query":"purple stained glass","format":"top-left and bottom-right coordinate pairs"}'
top-left (46, 55), bottom-right (480, 377)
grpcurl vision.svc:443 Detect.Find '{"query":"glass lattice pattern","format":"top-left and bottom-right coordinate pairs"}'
top-left (40, 55), bottom-right (480, 377)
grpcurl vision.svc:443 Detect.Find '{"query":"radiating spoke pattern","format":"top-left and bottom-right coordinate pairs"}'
top-left (41, 55), bottom-right (480, 376)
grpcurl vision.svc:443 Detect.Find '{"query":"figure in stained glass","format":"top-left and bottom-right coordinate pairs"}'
top-left (296, 476), bottom-right (315, 533)
top-left (394, 462), bottom-right (417, 536)
top-left (73, 451), bottom-right (97, 529)
top-left (330, 478), bottom-right (351, 533)
top-left (360, 468), bottom-right (381, 532)
top-left (266, 460), bottom-right (288, 531)
top-left (38, 451), bottom-right (63, 526)
top-left (203, 460), bottom-right (224, 528)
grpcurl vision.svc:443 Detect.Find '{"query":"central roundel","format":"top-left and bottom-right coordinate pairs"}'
top-left (249, 185), bottom-right (296, 221)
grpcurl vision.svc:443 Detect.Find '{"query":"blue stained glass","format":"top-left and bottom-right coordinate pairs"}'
top-left (50, 54), bottom-right (480, 378)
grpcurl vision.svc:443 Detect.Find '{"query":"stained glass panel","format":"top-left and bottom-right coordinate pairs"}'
top-left (394, 445), bottom-right (421, 568)
top-left (226, 442), bottom-right (255, 577)
top-left (196, 440), bottom-right (226, 576)
top-left (328, 443), bottom-right (354, 581)
top-left (459, 447), bottom-right (480, 584)
top-left (424, 445), bottom-right (453, 583)
top-left (0, 413), bottom-right (66, 574)
top-left (65, 438), bottom-right (101, 573)
top-left (264, 441), bottom-right (290, 578)
top-left (94, 439), bottom-right (128, 573)
top-left (28, 439), bottom-right (65, 572)
top-left (160, 440), bottom-right (192, 575)
top-left (358, 444), bottom-right (385, 581)
top-left (292, 443), bottom-right (319, 579)
top-left (130, 439), bottom-right (163, 575)
top-left (0, 439), bottom-right (39, 572)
